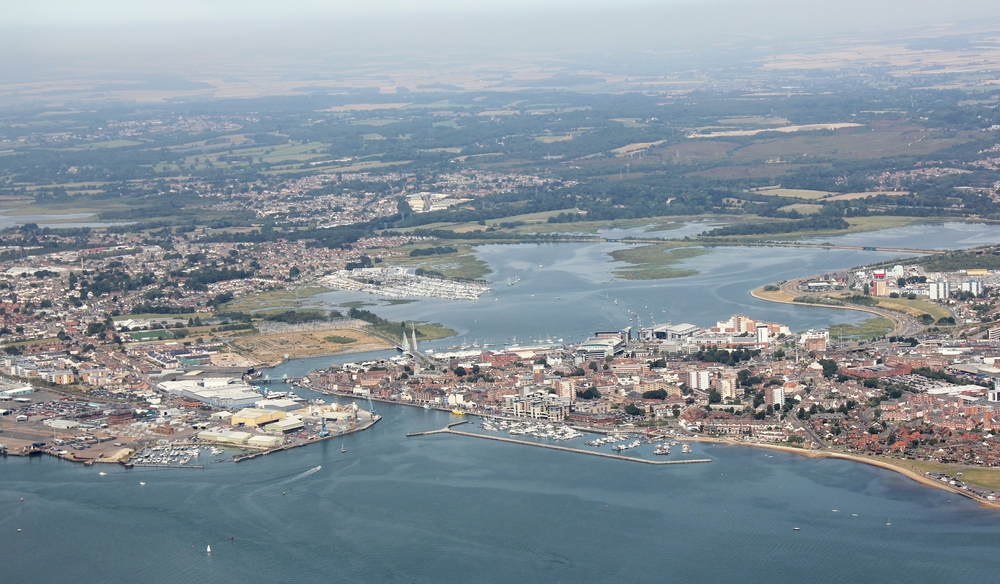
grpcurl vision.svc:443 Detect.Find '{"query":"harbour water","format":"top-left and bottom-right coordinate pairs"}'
top-left (3, 400), bottom-right (999, 583)
top-left (6, 221), bottom-right (1000, 582)
top-left (311, 221), bottom-right (1000, 352)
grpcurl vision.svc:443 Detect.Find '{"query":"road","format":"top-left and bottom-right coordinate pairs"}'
top-left (752, 276), bottom-right (927, 338)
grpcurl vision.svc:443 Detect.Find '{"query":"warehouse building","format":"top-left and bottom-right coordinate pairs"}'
top-left (230, 408), bottom-right (286, 428)
top-left (264, 417), bottom-right (305, 434)
top-left (158, 378), bottom-right (260, 409)
top-left (197, 430), bottom-right (252, 444)
top-left (248, 435), bottom-right (283, 448)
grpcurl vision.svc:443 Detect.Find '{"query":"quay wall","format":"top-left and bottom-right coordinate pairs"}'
top-left (409, 424), bottom-right (711, 466)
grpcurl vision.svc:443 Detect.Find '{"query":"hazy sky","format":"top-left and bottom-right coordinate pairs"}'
top-left (10, 1), bottom-right (682, 25)
top-left (8, 0), bottom-right (1000, 28)
top-left (4, 0), bottom-right (1000, 82)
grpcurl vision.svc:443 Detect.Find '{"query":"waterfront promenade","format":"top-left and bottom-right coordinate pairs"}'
top-left (409, 422), bottom-right (712, 466)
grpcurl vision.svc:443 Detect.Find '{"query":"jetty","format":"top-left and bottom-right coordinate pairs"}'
top-left (408, 422), bottom-right (711, 466)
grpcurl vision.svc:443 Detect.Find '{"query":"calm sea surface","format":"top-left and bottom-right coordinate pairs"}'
top-left (3, 400), bottom-right (999, 584)
top-left (4, 222), bottom-right (1000, 583)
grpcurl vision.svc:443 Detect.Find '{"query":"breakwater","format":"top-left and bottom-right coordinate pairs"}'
top-left (408, 422), bottom-right (711, 465)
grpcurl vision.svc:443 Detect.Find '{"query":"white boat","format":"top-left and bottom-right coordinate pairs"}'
top-left (99, 472), bottom-right (106, 476)
top-left (207, 545), bottom-right (212, 554)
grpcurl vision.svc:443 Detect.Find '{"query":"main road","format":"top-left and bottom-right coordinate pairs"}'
top-left (749, 276), bottom-right (925, 337)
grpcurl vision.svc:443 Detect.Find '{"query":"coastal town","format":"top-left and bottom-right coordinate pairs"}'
top-left (4, 216), bottom-right (1000, 504)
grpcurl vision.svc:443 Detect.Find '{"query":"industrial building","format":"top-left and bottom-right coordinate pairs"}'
top-left (0, 384), bottom-right (34, 399)
top-left (248, 435), bottom-right (283, 448)
top-left (255, 398), bottom-right (302, 412)
top-left (576, 333), bottom-right (627, 361)
top-left (264, 417), bottom-right (304, 434)
top-left (158, 378), bottom-right (261, 409)
top-left (638, 323), bottom-right (699, 341)
top-left (197, 429), bottom-right (252, 444)
top-left (230, 408), bottom-right (286, 427)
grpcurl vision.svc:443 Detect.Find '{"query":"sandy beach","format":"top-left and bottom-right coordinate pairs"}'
top-left (686, 435), bottom-right (1000, 509)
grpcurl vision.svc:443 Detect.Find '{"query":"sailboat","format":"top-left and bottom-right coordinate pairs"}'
top-left (341, 443), bottom-right (346, 453)
top-left (886, 518), bottom-right (892, 526)
top-left (207, 545), bottom-right (212, 554)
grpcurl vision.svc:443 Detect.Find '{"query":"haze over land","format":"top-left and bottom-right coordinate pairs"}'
top-left (5, 0), bottom-right (1000, 103)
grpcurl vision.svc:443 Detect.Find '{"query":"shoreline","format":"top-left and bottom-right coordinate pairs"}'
top-left (409, 422), bottom-right (712, 465)
top-left (749, 276), bottom-right (905, 335)
top-left (306, 387), bottom-right (1000, 507)
top-left (688, 435), bottom-right (1000, 509)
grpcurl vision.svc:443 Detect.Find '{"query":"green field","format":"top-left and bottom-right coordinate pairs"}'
top-left (777, 203), bottom-right (823, 214)
top-left (127, 329), bottom-right (174, 341)
top-left (220, 286), bottom-right (333, 312)
top-left (875, 297), bottom-right (952, 320)
top-left (756, 187), bottom-right (832, 199)
top-left (830, 317), bottom-right (894, 339)
top-left (323, 335), bottom-right (356, 344)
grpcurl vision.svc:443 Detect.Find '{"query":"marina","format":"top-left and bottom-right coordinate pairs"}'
top-left (408, 422), bottom-right (712, 466)
top-left (481, 418), bottom-right (584, 441)
top-left (322, 266), bottom-right (490, 300)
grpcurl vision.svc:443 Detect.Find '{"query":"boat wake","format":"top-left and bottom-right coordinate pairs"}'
top-left (298, 465), bottom-right (322, 478)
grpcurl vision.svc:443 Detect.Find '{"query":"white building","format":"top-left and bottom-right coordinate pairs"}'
top-left (756, 323), bottom-right (769, 345)
top-left (929, 281), bottom-right (951, 301)
top-left (687, 370), bottom-right (712, 390)
top-left (961, 281), bottom-right (983, 296)
top-left (158, 378), bottom-right (261, 409)
top-left (765, 385), bottom-right (785, 406)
